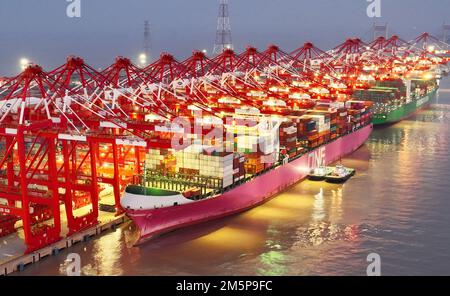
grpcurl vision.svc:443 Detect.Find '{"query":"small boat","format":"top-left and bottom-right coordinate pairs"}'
top-left (325, 164), bottom-right (355, 183)
top-left (308, 166), bottom-right (333, 181)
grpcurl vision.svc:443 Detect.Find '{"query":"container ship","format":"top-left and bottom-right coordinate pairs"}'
top-left (353, 77), bottom-right (438, 125)
top-left (121, 101), bottom-right (373, 243)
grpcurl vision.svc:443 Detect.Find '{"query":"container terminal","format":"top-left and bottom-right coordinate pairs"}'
top-left (0, 32), bottom-right (449, 272)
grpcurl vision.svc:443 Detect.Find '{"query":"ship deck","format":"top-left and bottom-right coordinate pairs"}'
top-left (134, 124), bottom-right (372, 202)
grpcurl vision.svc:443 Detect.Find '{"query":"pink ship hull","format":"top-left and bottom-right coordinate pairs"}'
top-left (126, 124), bottom-right (373, 243)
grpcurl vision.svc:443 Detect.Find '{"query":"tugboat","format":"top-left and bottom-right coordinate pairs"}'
top-left (308, 166), bottom-right (333, 181)
top-left (325, 164), bottom-right (355, 183)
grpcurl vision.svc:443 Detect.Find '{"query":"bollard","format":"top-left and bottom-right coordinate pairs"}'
top-left (17, 263), bottom-right (25, 272)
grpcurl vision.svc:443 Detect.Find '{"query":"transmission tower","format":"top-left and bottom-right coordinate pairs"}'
top-left (373, 22), bottom-right (389, 40)
top-left (213, 0), bottom-right (233, 54)
top-left (141, 21), bottom-right (151, 66)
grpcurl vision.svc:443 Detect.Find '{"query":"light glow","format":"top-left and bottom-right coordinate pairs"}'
top-left (423, 72), bottom-right (434, 80)
top-left (139, 53), bottom-right (147, 66)
top-left (20, 58), bottom-right (30, 71)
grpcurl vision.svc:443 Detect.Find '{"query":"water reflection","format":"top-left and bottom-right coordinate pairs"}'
top-left (257, 226), bottom-right (288, 276)
top-left (82, 228), bottom-right (124, 276)
top-left (312, 188), bottom-right (325, 222)
top-left (330, 188), bottom-right (343, 221)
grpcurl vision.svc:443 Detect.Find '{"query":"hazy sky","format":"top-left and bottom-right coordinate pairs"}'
top-left (0, 0), bottom-right (449, 75)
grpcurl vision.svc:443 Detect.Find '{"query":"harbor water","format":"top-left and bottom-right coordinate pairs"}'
top-left (14, 79), bottom-right (450, 276)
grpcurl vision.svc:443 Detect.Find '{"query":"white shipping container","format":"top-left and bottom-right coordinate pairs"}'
top-left (318, 123), bottom-right (331, 132)
top-left (330, 102), bottom-right (345, 109)
top-left (282, 126), bottom-right (297, 135)
top-left (223, 177), bottom-right (233, 184)
top-left (223, 180), bottom-right (233, 188)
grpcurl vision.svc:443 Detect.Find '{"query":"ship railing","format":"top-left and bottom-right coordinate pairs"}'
top-left (135, 170), bottom-right (223, 197)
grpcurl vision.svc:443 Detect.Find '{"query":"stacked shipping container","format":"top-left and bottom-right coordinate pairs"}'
top-left (139, 100), bottom-right (372, 194)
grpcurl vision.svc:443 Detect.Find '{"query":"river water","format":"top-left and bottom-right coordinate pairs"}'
top-left (18, 79), bottom-right (450, 276)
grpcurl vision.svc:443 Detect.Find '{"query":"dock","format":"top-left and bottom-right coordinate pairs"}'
top-left (0, 214), bottom-right (127, 276)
